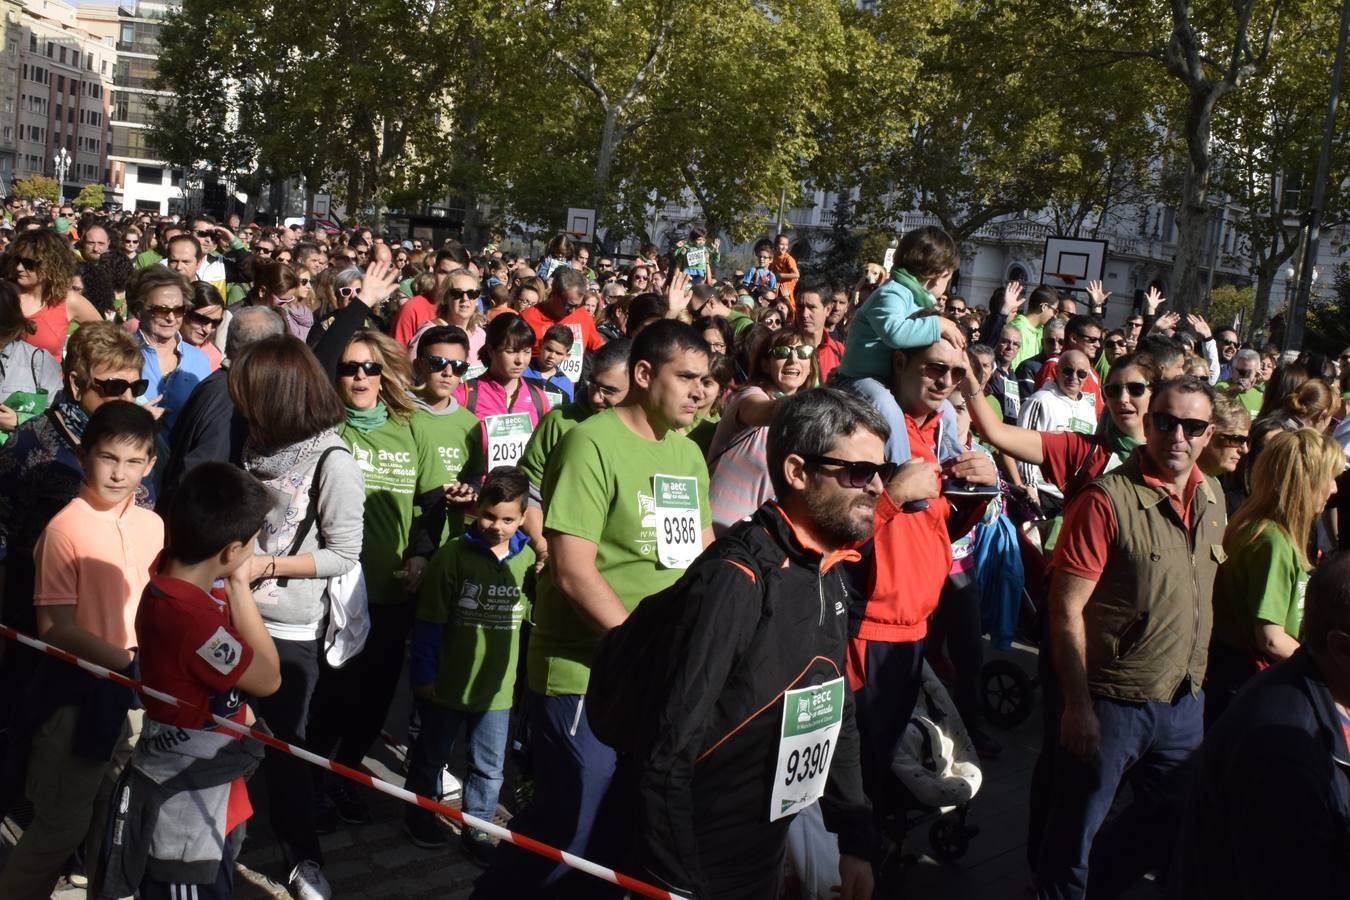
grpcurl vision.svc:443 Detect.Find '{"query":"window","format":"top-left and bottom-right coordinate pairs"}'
top-left (67, 107), bottom-right (73, 124)
top-left (55, 102), bottom-right (60, 121)
top-left (28, 34), bottom-right (35, 53)
top-left (45, 41), bottom-right (52, 58)
top-left (138, 164), bottom-right (162, 184)
top-left (20, 64), bottom-right (25, 80)
top-left (58, 47), bottom-right (65, 65)
top-left (86, 52), bottom-right (92, 71)
top-left (101, 60), bottom-right (107, 75)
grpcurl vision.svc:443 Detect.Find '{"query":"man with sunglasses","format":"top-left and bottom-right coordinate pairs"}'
top-left (1038, 375), bottom-right (1223, 900)
top-left (1215, 347), bottom-right (1263, 416)
top-left (1035, 316), bottom-right (1105, 411)
top-left (1016, 349), bottom-right (1100, 512)
top-left (851, 338), bottom-right (996, 835)
top-left (519, 267), bottom-right (604, 373)
top-left (185, 215), bottom-right (247, 301)
top-left (1214, 328), bottom-right (1240, 381)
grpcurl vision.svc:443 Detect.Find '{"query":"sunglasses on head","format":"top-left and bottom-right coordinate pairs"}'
top-left (185, 309), bottom-right (222, 327)
top-left (803, 454), bottom-right (898, 489)
top-left (768, 344), bottom-right (814, 360)
top-left (423, 355), bottom-right (470, 376)
top-left (1150, 411), bottom-right (1210, 438)
top-left (337, 360), bottom-right (383, 377)
top-left (90, 377), bottom-right (148, 398)
top-left (921, 360), bottom-right (967, 383)
top-left (1103, 381), bottom-right (1148, 399)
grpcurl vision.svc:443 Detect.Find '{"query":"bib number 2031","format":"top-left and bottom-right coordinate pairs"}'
top-left (485, 412), bottom-right (532, 470)
top-left (770, 677), bottom-right (845, 822)
top-left (653, 473), bottom-right (701, 569)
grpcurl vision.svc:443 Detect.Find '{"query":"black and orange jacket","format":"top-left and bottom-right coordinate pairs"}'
top-left (627, 502), bottom-right (872, 897)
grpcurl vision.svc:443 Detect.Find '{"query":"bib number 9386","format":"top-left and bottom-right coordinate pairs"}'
top-left (653, 474), bottom-right (701, 569)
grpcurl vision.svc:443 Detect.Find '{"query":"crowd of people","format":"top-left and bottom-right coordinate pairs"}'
top-left (0, 198), bottom-right (1345, 900)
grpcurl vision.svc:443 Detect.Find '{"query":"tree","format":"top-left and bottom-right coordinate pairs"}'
top-left (72, 184), bottom-right (105, 209)
top-left (11, 176), bottom-right (58, 204)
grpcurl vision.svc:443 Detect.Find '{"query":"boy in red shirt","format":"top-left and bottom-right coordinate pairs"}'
top-left (99, 461), bottom-right (281, 900)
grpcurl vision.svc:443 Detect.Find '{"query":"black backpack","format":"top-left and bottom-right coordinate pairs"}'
top-left (585, 541), bottom-right (774, 754)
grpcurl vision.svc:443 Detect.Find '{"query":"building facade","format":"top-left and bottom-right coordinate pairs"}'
top-left (104, 0), bottom-right (179, 213)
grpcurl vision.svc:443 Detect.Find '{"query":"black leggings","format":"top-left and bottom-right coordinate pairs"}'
top-left (253, 636), bottom-right (324, 869)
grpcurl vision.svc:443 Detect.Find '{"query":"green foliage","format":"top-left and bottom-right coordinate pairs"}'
top-left (1306, 263), bottom-right (1350, 351)
top-left (12, 176), bottom-right (58, 204)
top-left (1206, 285), bottom-right (1254, 333)
top-left (72, 184), bottom-right (105, 209)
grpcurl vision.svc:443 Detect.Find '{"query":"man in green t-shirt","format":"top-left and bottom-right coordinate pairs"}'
top-left (1009, 285), bottom-right (1060, 369)
top-left (474, 320), bottom-right (713, 896)
top-left (1215, 348), bottom-right (1263, 416)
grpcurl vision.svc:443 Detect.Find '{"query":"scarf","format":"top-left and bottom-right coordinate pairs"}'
top-left (344, 402), bottom-right (388, 434)
top-left (284, 302), bottom-right (315, 341)
top-left (54, 395), bottom-right (90, 441)
top-left (242, 429), bottom-right (329, 481)
top-left (1102, 418), bottom-right (1143, 464)
top-left (890, 267), bottom-right (936, 310)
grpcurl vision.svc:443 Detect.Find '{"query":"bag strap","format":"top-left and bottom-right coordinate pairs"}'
top-left (465, 379), bottom-right (480, 414)
top-left (276, 445), bottom-right (348, 587)
top-left (523, 379), bottom-right (547, 419)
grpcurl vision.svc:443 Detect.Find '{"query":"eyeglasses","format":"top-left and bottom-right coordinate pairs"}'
top-left (767, 344), bottom-right (815, 360)
top-left (1233, 368), bottom-right (1257, 379)
top-left (337, 360), bottom-right (383, 378)
top-left (254, 247), bottom-right (273, 257)
top-left (1105, 338), bottom-right (1127, 349)
top-left (1061, 368), bottom-right (1091, 381)
top-left (444, 288), bottom-right (478, 302)
top-left (145, 304), bottom-right (185, 321)
top-left (1219, 339), bottom-right (1239, 348)
top-left (423, 355), bottom-right (470, 376)
top-left (185, 309), bottom-right (222, 327)
top-left (337, 286), bottom-right (362, 297)
top-left (15, 256), bottom-right (38, 271)
top-left (921, 361), bottom-right (967, 383)
top-left (802, 454), bottom-right (899, 489)
top-left (1150, 411), bottom-right (1210, 438)
top-left (1213, 432), bottom-right (1249, 448)
top-left (89, 376), bottom-right (148, 398)
top-left (1103, 381), bottom-right (1148, 399)
top-left (193, 229), bottom-right (216, 239)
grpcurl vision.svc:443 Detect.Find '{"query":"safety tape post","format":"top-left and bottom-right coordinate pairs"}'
top-left (0, 625), bottom-right (686, 900)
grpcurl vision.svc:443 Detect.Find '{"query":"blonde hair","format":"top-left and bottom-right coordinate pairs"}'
top-left (343, 329), bottom-right (415, 422)
top-left (1283, 378), bottom-right (1336, 427)
top-left (1227, 428), bottom-right (1346, 569)
top-left (62, 320), bottom-right (141, 387)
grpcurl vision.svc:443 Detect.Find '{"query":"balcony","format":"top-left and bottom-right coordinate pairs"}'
top-left (115, 40), bottom-right (160, 55)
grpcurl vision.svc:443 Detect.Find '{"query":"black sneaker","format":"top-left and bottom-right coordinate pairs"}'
top-left (315, 792), bottom-right (339, 836)
top-left (329, 780), bottom-right (370, 825)
top-left (404, 814), bottom-right (450, 849)
top-left (461, 826), bottom-right (497, 868)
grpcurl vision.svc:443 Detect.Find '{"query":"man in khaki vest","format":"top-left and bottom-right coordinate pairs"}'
top-left (1036, 375), bottom-right (1226, 900)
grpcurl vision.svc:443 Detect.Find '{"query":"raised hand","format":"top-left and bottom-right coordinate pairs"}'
top-left (1144, 286), bottom-right (1165, 315)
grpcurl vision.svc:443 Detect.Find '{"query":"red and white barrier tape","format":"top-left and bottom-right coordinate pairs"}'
top-left (0, 624), bottom-right (685, 900)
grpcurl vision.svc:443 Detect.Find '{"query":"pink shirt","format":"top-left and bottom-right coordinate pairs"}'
top-left (452, 375), bottom-right (553, 456)
top-left (33, 487), bottom-right (165, 650)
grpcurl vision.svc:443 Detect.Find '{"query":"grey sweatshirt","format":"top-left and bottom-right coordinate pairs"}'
top-left (243, 428), bottom-right (365, 639)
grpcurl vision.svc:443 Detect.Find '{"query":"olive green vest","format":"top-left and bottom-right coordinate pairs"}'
top-left (1084, 455), bottom-right (1228, 703)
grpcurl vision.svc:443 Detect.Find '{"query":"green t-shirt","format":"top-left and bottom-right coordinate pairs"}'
top-left (134, 249), bottom-right (163, 270)
top-left (341, 416), bottom-right (436, 604)
top-left (226, 282), bottom-right (251, 306)
top-left (726, 309), bottom-right (754, 336)
top-left (519, 402), bottom-right (592, 491)
top-left (1216, 383), bottom-right (1263, 416)
top-left (417, 533), bottom-right (536, 711)
top-left (1213, 520), bottom-right (1308, 653)
top-left (411, 404), bottom-right (485, 542)
top-left (527, 408), bottom-right (711, 696)
top-left (1009, 315), bottom-right (1042, 369)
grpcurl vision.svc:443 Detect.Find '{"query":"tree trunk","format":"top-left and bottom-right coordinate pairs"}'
top-left (593, 105), bottom-right (620, 225)
top-left (1172, 92), bottom-right (1217, 312)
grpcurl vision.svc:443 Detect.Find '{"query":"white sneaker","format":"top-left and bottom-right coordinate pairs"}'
top-left (289, 859), bottom-right (333, 900)
top-left (437, 765), bottom-right (463, 802)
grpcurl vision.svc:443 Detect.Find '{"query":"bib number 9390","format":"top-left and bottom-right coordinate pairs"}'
top-left (770, 677), bottom-right (845, 822)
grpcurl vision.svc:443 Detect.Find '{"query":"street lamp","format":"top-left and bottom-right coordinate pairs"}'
top-left (53, 147), bottom-right (70, 203)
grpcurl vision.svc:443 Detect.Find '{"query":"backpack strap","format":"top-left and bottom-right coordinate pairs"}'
top-left (465, 379), bottom-right (480, 414)
top-left (522, 378), bottom-right (547, 419)
top-left (276, 445), bottom-right (348, 587)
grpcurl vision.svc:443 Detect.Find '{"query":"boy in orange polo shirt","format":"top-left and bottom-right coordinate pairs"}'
top-left (0, 400), bottom-right (162, 900)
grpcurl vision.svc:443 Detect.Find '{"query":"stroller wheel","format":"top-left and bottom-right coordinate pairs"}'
top-left (928, 816), bottom-right (969, 862)
top-left (981, 658), bottom-right (1035, 729)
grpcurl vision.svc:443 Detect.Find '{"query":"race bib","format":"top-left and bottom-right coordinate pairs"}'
top-left (465, 362), bottom-right (487, 382)
top-left (1001, 377), bottom-right (1020, 417)
top-left (653, 473), bottom-right (701, 569)
top-left (1068, 417), bottom-right (1095, 435)
top-left (559, 335), bottom-right (584, 384)
top-left (544, 388), bottom-right (565, 409)
top-left (685, 247), bottom-right (707, 269)
top-left (485, 413), bottom-right (532, 470)
top-left (770, 677), bottom-right (845, 822)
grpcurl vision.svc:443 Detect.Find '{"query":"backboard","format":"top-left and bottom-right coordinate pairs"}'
top-left (1040, 237), bottom-right (1108, 291)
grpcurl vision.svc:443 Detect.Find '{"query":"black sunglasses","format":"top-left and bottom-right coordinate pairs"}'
top-left (921, 361), bottom-right (967, 383)
top-left (444, 288), bottom-right (478, 302)
top-left (803, 455), bottom-right (898, 488)
top-left (1150, 412), bottom-right (1210, 438)
top-left (90, 376), bottom-right (148, 398)
top-left (1061, 367), bottom-right (1091, 381)
top-left (1214, 432), bottom-right (1249, 448)
top-left (15, 256), bottom-right (38, 271)
top-left (185, 309), bottom-right (223, 327)
top-left (1103, 381), bottom-right (1148, 399)
top-left (423, 355), bottom-right (470, 376)
top-left (337, 360), bottom-right (383, 377)
top-left (193, 229), bottom-right (216, 238)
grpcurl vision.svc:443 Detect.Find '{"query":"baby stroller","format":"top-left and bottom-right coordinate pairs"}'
top-left (785, 663), bottom-right (982, 898)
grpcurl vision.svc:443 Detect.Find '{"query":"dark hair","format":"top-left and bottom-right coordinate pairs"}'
top-left (1106, 352), bottom-right (1160, 384)
top-left (189, 281), bottom-right (223, 311)
top-left (1304, 551), bottom-right (1350, 656)
top-left (895, 225), bottom-right (960, 280)
top-left (626, 293), bottom-right (668, 337)
top-left (166, 233), bottom-right (204, 261)
top-left (1027, 285), bottom-right (1059, 313)
top-left (545, 233), bottom-right (574, 260)
top-left (541, 324), bottom-right (574, 348)
top-left (417, 324), bottom-right (469, 357)
top-left (1258, 363), bottom-right (1309, 419)
top-left (1065, 314), bottom-right (1104, 340)
top-left (795, 276), bottom-right (829, 305)
top-left (98, 249), bottom-right (134, 293)
top-left (75, 262), bottom-right (115, 317)
top-left (1149, 375), bottom-right (1216, 414)
top-left (589, 337), bottom-right (631, 375)
top-left (629, 319), bottom-right (710, 378)
top-left (479, 313), bottom-right (535, 366)
top-left (0, 280), bottom-right (33, 345)
top-left (80, 399), bottom-right (157, 454)
top-left (767, 388), bottom-right (889, 499)
top-left (229, 335), bottom-right (346, 448)
top-left (246, 261), bottom-right (300, 305)
top-left (1137, 334), bottom-right (1185, 371)
top-left (550, 265), bottom-right (586, 296)
top-left (478, 466), bottom-right (529, 510)
top-left (436, 243), bottom-right (470, 269)
top-left (165, 462), bottom-right (271, 565)
top-left (692, 315), bottom-right (733, 354)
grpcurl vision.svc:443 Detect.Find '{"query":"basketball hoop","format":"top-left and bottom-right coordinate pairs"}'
top-left (1044, 272), bottom-right (1079, 286)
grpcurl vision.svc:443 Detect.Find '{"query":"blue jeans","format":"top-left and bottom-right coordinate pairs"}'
top-left (1036, 690), bottom-right (1204, 900)
top-left (833, 374), bottom-right (962, 464)
top-left (471, 693), bottom-right (628, 899)
top-left (404, 702), bottom-right (509, 826)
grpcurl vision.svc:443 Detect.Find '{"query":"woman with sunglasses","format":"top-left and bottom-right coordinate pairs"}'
top-left (1207, 428), bottom-right (1344, 726)
top-left (120, 226), bottom-right (142, 262)
top-left (0, 282), bottom-right (61, 440)
top-left (707, 328), bottom-right (817, 535)
top-left (1198, 395), bottom-right (1252, 512)
top-left (307, 328), bottom-right (436, 826)
top-left (962, 352), bottom-right (1160, 505)
top-left (130, 265), bottom-right (206, 432)
top-left (755, 305), bottom-right (784, 330)
top-left (407, 271), bottom-right (486, 379)
top-left (10, 229), bottom-right (101, 363)
top-left (227, 335), bottom-right (364, 898)
top-left (179, 282), bottom-right (225, 372)
top-left (451, 314), bottom-right (553, 473)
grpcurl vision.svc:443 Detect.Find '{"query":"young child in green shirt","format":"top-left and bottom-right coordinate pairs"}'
top-left (403, 467), bottom-right (535, 864)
